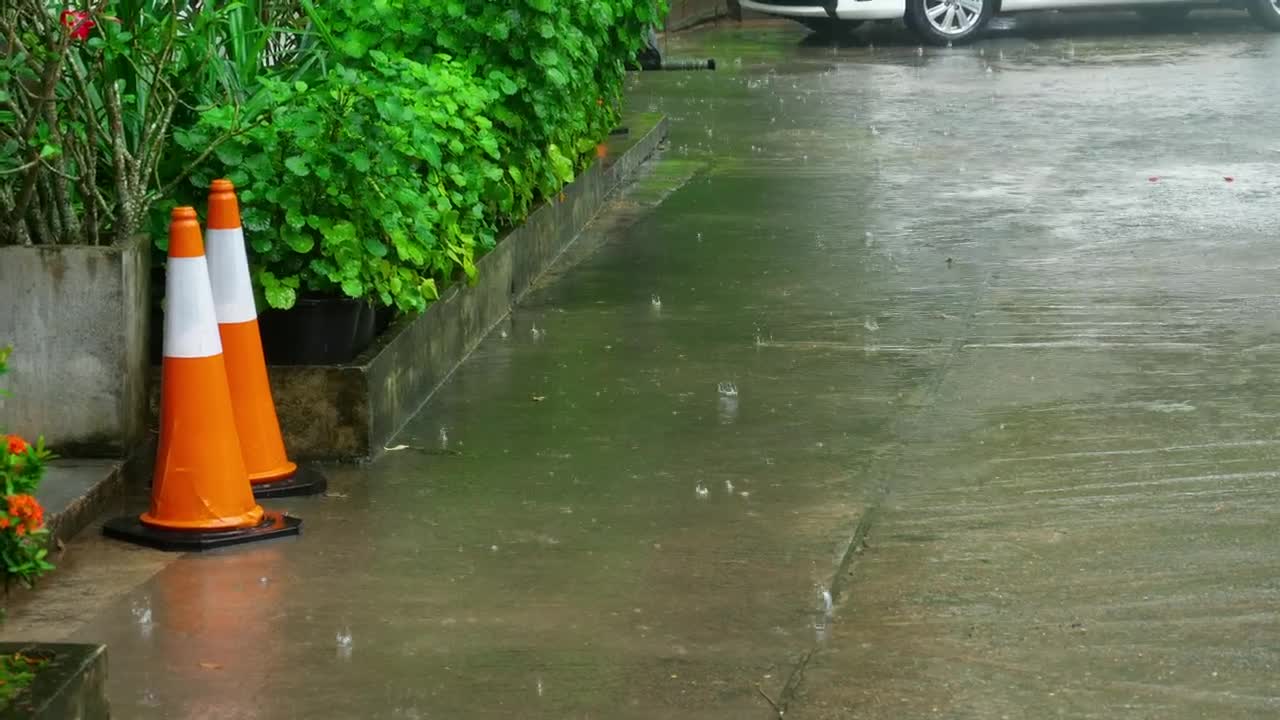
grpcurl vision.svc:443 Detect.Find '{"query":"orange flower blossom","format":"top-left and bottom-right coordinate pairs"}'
top-left (6, 494), bottom-right (44, 533)
top-left (5, 435), bottom-right (27, 455)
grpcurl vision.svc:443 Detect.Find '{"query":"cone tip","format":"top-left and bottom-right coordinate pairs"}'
top-left (168, 207), bottom-right (204, 258)
top-left (207, 178), bottom-right (242, 230)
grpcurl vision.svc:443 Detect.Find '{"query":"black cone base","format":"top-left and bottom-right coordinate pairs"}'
top-left (251, 464), bottom-right (327, 499)
top-left (103, 511), bottom-right (301, 552)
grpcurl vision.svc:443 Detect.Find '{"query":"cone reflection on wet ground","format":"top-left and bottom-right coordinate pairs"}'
top-left (143, 547), bottom-right (285, 716)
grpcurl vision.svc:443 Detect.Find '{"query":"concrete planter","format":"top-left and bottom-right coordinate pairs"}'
top-left (0, 236), bottom-right (151, 458)
top-left (266, 115), bottom-right (669, 461)
top-left (0, 643), bottom-right (109, 720)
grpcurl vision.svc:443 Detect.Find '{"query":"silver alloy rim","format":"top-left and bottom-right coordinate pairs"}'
top-left (923, 0), bottom-right (983, 35)
top-left (1273, 0), bottom-right (1280, 15)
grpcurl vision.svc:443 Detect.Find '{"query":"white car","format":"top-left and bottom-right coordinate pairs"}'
top-left (739, 0), bottom-right (1280, 45)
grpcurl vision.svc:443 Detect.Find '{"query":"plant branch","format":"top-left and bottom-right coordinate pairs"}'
top-left (104, 79), bottom-right (139, 240)
top-left (66, 52), bottom-right (102, 244)
top-left (0, 159), bottom-right (40, 176)
top-left (42, 101), bottom-right (80, 243)
top-left (11, 11), bottom-right (75, 223)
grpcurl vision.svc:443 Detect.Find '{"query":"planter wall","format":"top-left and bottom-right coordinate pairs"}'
top-left (0, 643), bottom-right (109, 720)
top-left (264, 115), bottom-right (669, 461)
top-left (0, 235), bottom-right (150, 458)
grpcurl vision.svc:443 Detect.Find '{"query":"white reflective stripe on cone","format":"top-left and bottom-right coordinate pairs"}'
top-left (164, 256), bottom-right (224, 359)
top-left (205, 227), bottom-right (258, 324)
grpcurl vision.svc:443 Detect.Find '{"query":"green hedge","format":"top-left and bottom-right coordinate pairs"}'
top-left (165, 1), bottom-right (665, 313)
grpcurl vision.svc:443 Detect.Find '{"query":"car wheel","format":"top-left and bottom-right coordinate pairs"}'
top-left (1137, 6), bottom-right (1192, 22)
top-left (906, 0), bottom-right (993, 45)
top-left (1248, 0), bottom-right (1280, 30)
top-left (799, 19), bottom-right (864, 37)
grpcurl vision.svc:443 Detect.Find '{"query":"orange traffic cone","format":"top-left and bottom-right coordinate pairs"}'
top-left (104, 207), bottom-right (301, 551)
top-left (206, 179), bottom-right (325, 498)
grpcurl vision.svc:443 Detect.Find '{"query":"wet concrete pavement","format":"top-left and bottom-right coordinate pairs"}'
top-left (8, 15), bottom-right (1280, 719)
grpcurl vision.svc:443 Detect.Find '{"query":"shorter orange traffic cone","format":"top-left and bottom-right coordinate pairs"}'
top-left (104, 207), bottom-right (301, 551)
top-left (206, 179), bottom-right (325, 498)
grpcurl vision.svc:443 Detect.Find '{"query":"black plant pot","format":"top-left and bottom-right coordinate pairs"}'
top-left (148, 265), bottom-right (166, 365)
top-left (149, 305), bottom-right (164, 366)
top-left (374, 305), bottom-right (397, 335)
top-left (352, 302), bottom-right (377, 356)
top-left (259, 295), bottom-right (364, 365)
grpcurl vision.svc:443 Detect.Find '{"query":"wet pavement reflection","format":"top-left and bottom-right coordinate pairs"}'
top-left (11, 15), bottom-right (1280, 719)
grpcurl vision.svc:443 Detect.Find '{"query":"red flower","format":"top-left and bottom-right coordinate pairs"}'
top-left (6, 495), bottom-right (44, 533)
top-left (60, 9), bottom-right (96, 40)
top-left (5, 435), bottom-right (27, 455)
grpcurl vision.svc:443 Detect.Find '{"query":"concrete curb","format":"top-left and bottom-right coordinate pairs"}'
top-left (40, 441), bottom-right (152, 550)
top-left (0, 643), bottom-right (109, 719)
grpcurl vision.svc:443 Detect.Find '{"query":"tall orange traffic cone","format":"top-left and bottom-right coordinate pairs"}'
top-left (206, 179), bottom-right (325, 498)
top-left (104, 207), bottom-right (301, 551)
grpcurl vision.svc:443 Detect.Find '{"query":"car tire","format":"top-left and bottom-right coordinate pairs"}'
top-left (799, 19), bottom-right (864, 37)
top-left (905, 0), bottom-right (993, 45)
top-left (1248, 0), bottom-right (1280, 30)
top-left (1137, 6), bottom-right (1192, 22)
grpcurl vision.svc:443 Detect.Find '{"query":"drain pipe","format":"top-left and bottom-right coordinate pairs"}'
top-left (629, 23), bottom-right (717, 72)
top-left (643, 58), bottom-right (717, 71)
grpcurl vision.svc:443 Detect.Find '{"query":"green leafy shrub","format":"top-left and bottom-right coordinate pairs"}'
top-left (7, 1), bottom-right (663, 307)
top-left (172, 52), bottom-right (502, 311)
top-left (316, 0), bottom-right (663, 221)
top-left (160, 0), bottom-right (666, 312)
